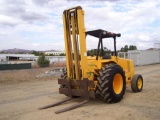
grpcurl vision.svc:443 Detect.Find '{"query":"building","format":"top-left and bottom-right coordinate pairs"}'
top-left (44, 51), bottom-right (65, 55)
top-left (0, 54), bottom-right (37, 65)
top-left (118, 49), bottom-right (160, 66)
top-left (0, 54), bottom-right (35, 61)
top-left (0, 54), bottom-right (66, 66)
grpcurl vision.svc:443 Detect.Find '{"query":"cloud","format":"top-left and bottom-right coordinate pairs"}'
top-left (20, 12), bottom-right (48, 23)
top-left (33, 0), bottom-right (51, 5)
top-left (0, 15), bottom-right (21, 27)
top-left (0, 0), bottom-right (160, 51)
top-left (32, 43), bottom-right (40, 46)
top-left (0, 0), bottom-right (50, 25)
top-left (0, 31), bottom-right (6, 35)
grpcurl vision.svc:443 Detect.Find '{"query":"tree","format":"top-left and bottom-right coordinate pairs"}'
top-left (103, 47), bottom-right (111, 55)
top-left (0, 51), bottom-right (5, 54)
top-left (120, 47), bottom-right (124, 52)
top-left (129, 45), bottom-right (137, 50)
top-left (87, 49), bottom-right (98, 56)
top-left (59, 53), bottom-right (66, 56)
top-left (87, 47), bottom-right (111, 56)
top-left (124, 45), bottom-right (129, 52)
top-left (32, 51), bottom-right (44, 56)
top-left (120, 45), bottom-right (137, 52)
top-left (37, 55), bottom-right (50, 67)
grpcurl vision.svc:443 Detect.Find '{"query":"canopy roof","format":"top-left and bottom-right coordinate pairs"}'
top-left (86, 29), bottom-right (121, 38)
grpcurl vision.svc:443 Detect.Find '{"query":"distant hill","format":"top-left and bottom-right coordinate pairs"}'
top-left (0, 48), bottom-right (58, 54)
top-left (0, 48), bottom-right (33, 54)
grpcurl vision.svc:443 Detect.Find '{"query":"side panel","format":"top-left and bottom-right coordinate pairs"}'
top-left (117, 57), bottom-right (135, 84)
top-left (86, 56), bottom-right (135, 84)
top-left (86, 57), bottom-right (117, 80)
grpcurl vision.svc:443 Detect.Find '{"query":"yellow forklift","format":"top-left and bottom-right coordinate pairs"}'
top-left (39, 6), bottom-right (143, 114)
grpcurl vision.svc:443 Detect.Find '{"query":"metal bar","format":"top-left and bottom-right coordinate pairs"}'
top-left (39, 78), bottom-right (94, 113)
top-left (62, 13), bottom-right (70, 78)
top-left (74, 10), bottom-right (81, 79)
top-left (96, 39), bottom-right (100, 60)
top-left (71, 13), bottom-right (80, 80)
top-left (77, 9), bottom-right (88, 78)
top-left (55, 100), bottom-right (88, 114)
top-left (63, 6), bottom-right (82, 13)
top-left (83, 78), bottom-right (89, 99)
top-left (38, 97), bottom-right (72, 110)
top-left (96, 32), bottom-right (101, 60)
top-left (66, 79), bottom-right (72, 97)
top-left (100, 32), bottom-right (103, 57)
top-left (63, 11), bottom-right (74, 78)
top-left (66, 12), bottom-right (74, 79)
top-left (58, 79), bottom-right (94, 87)
top-left (114, 37), bottom-right (117, 56)
top-left (59, 88), bottom-right (85, 97)
top-left (59, 88), bottom-right (95, 98)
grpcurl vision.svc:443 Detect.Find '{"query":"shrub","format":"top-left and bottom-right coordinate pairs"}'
top-left (37, 55), bottom-right (50, 67)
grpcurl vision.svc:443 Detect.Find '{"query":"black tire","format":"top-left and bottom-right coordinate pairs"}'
top-left (96, 64), bottom-right (126, 103)
top-left (60, 68), bottom-right (67, 91)
top-left (60, 68), bottom-right (79, 97)
top-left (61, 68), bottom-right (67, 79)
top-left (131, 74), bottom-right (143, 92)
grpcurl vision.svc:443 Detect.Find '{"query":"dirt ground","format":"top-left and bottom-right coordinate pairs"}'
top-left (0, 64), bottom-right (160, 120)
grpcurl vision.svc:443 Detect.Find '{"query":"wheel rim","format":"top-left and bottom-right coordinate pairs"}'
top-left (138, 78), bottom-right (142, 89)
top-left (113, 73), bottom-right (123, 94)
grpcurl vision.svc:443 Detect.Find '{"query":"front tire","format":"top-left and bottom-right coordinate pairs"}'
top-left (60, 68), bottom-right (68, 95)
top-left (60, 68), bottom-right (79, 98)
top-left (96, 64), bottom-right (126, 103)
top-left (61, 68), bottom-right (67, 79)
top-left (131, 74), bottom-right (143, 92)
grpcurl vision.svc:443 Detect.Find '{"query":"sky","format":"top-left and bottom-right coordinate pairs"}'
top-left (0, 0), bottom-right (160, 51)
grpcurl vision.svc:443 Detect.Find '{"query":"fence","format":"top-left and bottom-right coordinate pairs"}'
top-left (0, 61), bottom-right (8, 64)
top-left (0, 63), bottom-right (31, 70)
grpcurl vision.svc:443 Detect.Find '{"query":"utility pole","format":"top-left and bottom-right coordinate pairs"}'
top-left (154, 43), bottom-right (160, 63)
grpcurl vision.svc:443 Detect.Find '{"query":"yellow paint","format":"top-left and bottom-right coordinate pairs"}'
top-left (62, 14), bottom-right (70, 77)
top-left (138, 78), bottom-right (143, 89)
top-left (113, 73), bottom-right (123, 94)
top-left (71, 14), bottom-right (80, 79)
top-left (62, 6), bottom-right (135, 91)
top-left (77, 9), bottom-right (88, 78)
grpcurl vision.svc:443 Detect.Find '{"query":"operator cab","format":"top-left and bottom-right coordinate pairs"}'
top-left (86, 29), bottom-right (121, 60)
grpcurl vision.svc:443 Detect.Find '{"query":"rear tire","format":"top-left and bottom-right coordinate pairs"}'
top-left (131, 74), bottom-right (143, 92)
top-left (96, 64), bottom-right (126, 103)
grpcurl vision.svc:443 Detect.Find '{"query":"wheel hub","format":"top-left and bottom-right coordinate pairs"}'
top-left (113, 73), bottom-right (123, 94)
top-left (138, 78), bottom-right (142, 89)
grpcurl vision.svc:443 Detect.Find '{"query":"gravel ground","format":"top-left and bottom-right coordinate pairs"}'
top-left (0, 64), bottom-right (160, 120)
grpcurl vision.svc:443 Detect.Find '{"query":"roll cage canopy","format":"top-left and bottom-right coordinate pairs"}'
top-left (86, 29), bottom-right (121, 59)
top-left (86, 29), bottom-right (121, 38)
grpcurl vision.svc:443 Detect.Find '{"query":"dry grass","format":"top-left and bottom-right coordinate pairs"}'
top-left (0, 62), bottom-right (66, 84)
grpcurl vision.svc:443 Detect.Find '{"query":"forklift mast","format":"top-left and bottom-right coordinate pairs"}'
top-left (63, 6), bottom-right (87, 80)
